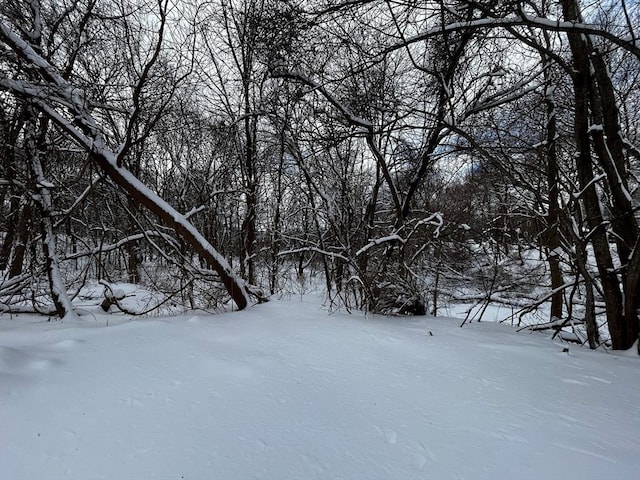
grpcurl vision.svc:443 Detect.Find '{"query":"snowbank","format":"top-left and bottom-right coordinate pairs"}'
top-left (1, 298), bottom-right (638, 479)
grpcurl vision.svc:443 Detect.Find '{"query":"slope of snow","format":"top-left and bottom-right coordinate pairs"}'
top-left (1, 297), bottom-right (638, 479)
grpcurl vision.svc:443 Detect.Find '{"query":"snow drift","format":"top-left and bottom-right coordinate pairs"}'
top-left (1, 297), bottom-right (638, 479)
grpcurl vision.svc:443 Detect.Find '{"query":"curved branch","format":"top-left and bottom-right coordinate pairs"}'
top-left (383, 15), bottom-right (640, 60)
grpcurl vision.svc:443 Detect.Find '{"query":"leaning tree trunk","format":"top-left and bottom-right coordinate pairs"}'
top-left (0, 21), bottom-right (252, 311)
top-left (84, 147), bottom-right (252, 310)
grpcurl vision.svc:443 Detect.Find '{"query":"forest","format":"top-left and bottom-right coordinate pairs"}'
top-left (1, 0), bottom-right (639, 352)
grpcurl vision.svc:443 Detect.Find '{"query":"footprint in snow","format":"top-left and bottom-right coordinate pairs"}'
top-left (1, 346), bottom-right (60, 375)
top-left (120, 396), bottom-right (144, 408)
top-left (562, 378), bottom-right (590, 386)
top-left (29, 359), bottom-right (57, 371)
top-left (50, 339), bottom-right (83, 349)
top-left (580, 375), bottom-right (612, 384)
top-left (411, 440), bottom-right (437, 470)
top-left (374, 425), bottom-right (398, 445)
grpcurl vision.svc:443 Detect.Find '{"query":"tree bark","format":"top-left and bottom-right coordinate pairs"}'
top-left (586, 45), bottom-right (639, 346)
top-left (8, 202), bottom-right (32, 279)
top-left (561, 0), bottom-right (630, 349)
top-left (25, 107), bottom-right (78, 319)
top-left (542, 69), bottom-right (564, 322)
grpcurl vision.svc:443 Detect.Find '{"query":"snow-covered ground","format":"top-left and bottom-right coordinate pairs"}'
top-left (1, 296), bottom-right (638, 479)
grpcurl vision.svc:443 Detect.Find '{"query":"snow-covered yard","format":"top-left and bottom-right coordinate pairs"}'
top-left (1, 297), bottom-right (638, 479)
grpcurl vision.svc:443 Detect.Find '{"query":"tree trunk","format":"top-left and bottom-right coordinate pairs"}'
top-left (269, 121), bottom-right (287, 295)
top-left (8, 202), bottom-right (32, 279)
top-left (25, 107), bottom-right (78, 319)
top-left (89, 150), bottom-right (252, 309)
top-left (240, 105), bottom-right (257, 284)
top-left (574, 237), bottom-right (600, 349)
top-left (625, 236), bottom-right (640, 352)
top-left (587, 45), bottom-right (639, 347)
top-left (542, 70), bottom-right (564, 322)
top-left (0, 203), bottom-right (18, 271)
top-left (561, 0), bottom-right (629, 349)
top-left (0, 22), bottom-right (252, 310)
top-left (0, 107), bottom-right (23, 272)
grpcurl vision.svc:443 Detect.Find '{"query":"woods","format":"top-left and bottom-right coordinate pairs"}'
top-left (1, 0), bottom-right (638, 351)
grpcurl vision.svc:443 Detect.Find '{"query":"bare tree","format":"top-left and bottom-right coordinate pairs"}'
top-left (0, 3), bottom-right (254, 312)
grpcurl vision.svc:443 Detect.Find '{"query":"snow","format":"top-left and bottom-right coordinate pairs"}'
top-left (386, 14), bottom-right (640, 61)
top-left (1, 297), bottom-right (639, 479)
top-left (355, 235), bottom-right (405, 257)
top-left (0, 20), bottom-right (251, 309)
top-left (271, 70), bottom-right (373, 129)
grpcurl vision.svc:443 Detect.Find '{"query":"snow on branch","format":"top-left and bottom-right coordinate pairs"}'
top-left (271, 69), bottom-right (373, 129)
top-left (622, 136), bottom-right (640, 161)
top-left (64, 232), bottom-right (178, 261)
top-left (54, 174), bottom-right (105, 227)
top-left (278, 247), bottom-right (349, 262)
top-left (355, 234), bottom-right (405, 258)
top-left (355, 213), bottom-right (443, 257)
top-left (0, 20), bottom-right (254, 310)
top-left (463, 75), bottom-right (542, 118)
top-left (408, 213), bottom-right (444, 239)
top-left (383, 15), bottom-right (640, 60)
top-left (572, 174), bottom-right (607, 199)
top-left (273, 69), bottom-right (403, 223)
top-left (0, 273), bottom-right (32, 297)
